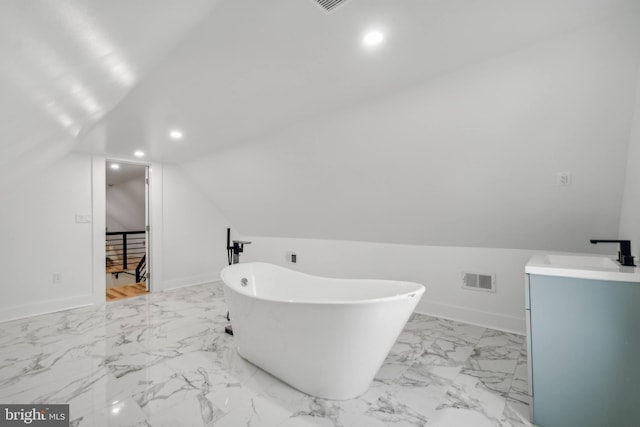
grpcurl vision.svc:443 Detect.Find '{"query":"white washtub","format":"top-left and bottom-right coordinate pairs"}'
top-left (220, 262), bottom-right (425, 400)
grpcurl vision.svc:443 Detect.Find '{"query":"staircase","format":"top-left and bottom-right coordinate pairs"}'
top-left (106, 231), bottom-right (147, 282)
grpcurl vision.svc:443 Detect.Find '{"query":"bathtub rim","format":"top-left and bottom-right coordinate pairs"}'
top-left (220, 262), bottom-right (425, 306)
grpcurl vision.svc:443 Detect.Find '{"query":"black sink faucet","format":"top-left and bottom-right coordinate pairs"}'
top-left (590, 240), bottom-right (636, 267)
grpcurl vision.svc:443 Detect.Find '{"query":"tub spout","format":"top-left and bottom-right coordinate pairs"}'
top-left (231, 240), bottom-right (251, 264)
top-left (226, 228), bottom-right (251, 265)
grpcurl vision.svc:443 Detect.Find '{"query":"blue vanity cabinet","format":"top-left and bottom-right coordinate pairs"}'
top-left (525, 274), bottom-right (640, 427)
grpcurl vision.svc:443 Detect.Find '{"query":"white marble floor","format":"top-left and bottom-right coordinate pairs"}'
top-left (0, 282), bottom-right (531, 427)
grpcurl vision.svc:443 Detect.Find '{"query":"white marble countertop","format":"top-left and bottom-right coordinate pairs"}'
top-left (526, 254), bottom-right (640, 283)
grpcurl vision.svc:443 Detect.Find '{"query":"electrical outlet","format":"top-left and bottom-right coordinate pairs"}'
top-left (556, 172), bottom-right (571, 186)
top-left (52, 272), bottom-right (62, 284)
top-left (286, 252), bottom-right (297, 264)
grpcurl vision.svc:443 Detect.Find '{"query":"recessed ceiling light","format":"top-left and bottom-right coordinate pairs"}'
top-left (169, 130), bottom-right (183, 140)
top-left (363, 30), bottom-right (384, 47)
top-left (110, 163), bottom-right (120, 170)
top-left (134, 150), bottom-right (145, 157)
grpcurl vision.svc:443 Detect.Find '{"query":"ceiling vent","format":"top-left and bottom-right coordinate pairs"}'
top-left (313, 0), bottom-right (350, 13)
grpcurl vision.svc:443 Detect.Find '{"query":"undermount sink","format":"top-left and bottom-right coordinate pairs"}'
top-left (543, 254), bottom-right (619, 270)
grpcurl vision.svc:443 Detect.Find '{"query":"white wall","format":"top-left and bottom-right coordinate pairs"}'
top-left (240, 236), bottom-right (566, 334)
top-left (184, 17), bottom-right (640, 253)
top-left (0, 153), bottom-right (233, 322)
top-left (158, 164), bottom-right (233, 290)
top-left (93, 160), bottom-right (234, 293)
top-left (106, 173), bottom-right (146, 232)
top-left (179, 17), bottom-right (640, 334)
top-left (619, 65), bottom-right (640, 260)
top-left (0, 152), bottom-right (95, 320)
top-left (2, 12), bottom-right (638, 332)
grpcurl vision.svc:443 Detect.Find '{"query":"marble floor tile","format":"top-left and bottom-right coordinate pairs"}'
top-left (0, 282), bottom-right (530, 427)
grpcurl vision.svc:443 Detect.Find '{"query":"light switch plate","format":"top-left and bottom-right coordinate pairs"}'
top-left (75, 214), bottom-right (92, 223)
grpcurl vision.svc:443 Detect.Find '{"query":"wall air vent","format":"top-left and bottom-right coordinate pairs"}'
top-left (462, 272), bottom-right (496, 293)
top-left (313, 0), bottom-right (351, 13)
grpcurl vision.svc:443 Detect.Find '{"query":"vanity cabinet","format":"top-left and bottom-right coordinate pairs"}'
top-left (525, 273), bottom-right (640, 427)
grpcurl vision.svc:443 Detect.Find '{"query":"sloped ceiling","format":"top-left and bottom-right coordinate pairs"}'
top-left (182, 13), bottom-right (640, 251)
top-left (0, 0), bottom-right (223, 186)
top-left (84, 0), bottom-right (640, 161)
top-left (3, 0), bottom-right (640, 251)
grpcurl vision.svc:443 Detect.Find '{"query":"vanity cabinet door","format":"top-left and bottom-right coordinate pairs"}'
top-left (528, 274), bottom-right (640, 427)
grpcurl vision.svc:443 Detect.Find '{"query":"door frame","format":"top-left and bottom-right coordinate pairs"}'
top-left (92, 156), bottom-right (163, 304)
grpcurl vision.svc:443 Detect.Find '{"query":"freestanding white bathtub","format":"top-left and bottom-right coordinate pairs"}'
top-left (221, 262), bottom-right (425, 400)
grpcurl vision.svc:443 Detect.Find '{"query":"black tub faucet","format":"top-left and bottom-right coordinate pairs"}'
top-left (590, 239), bottom-right (636, 267)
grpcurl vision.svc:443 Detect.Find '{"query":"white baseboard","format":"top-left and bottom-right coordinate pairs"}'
top-left (159, 273), bottom-right (219, 291)
top-left (0, 294), bottom-right (94, 323)
top-left (417, 300), bottom-right (526, 335)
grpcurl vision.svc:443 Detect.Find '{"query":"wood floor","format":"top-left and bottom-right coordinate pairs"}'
top-left (106, 283), bottom-right (148, 302)
top-left (106, 256), bottom-right (143, 274)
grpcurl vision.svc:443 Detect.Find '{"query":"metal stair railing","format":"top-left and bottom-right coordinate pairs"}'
top-left (135, 254), bottom-right (147, 283)
top-left (106, 231), bottom-right (146, 281)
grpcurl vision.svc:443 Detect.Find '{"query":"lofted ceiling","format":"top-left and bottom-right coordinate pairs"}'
top-left (1, 0), bottom-right (638, 163)
top-left (0, 0), bottom-right (223, 184)
top-left (2, 0), bottom-right (640, 250)
top-left (78, 0), bottom-right (640, 162)
top-left (105, 162), bottom-right (146, 187)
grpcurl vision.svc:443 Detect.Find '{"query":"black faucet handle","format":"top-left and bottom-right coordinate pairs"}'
top-left (620, 255), bottom-right (636, 267)
top-left (619, 240), bottom-right (631, 254)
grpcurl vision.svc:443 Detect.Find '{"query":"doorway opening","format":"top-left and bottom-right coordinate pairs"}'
top-left (105, 161), bottom-right (150, 302)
